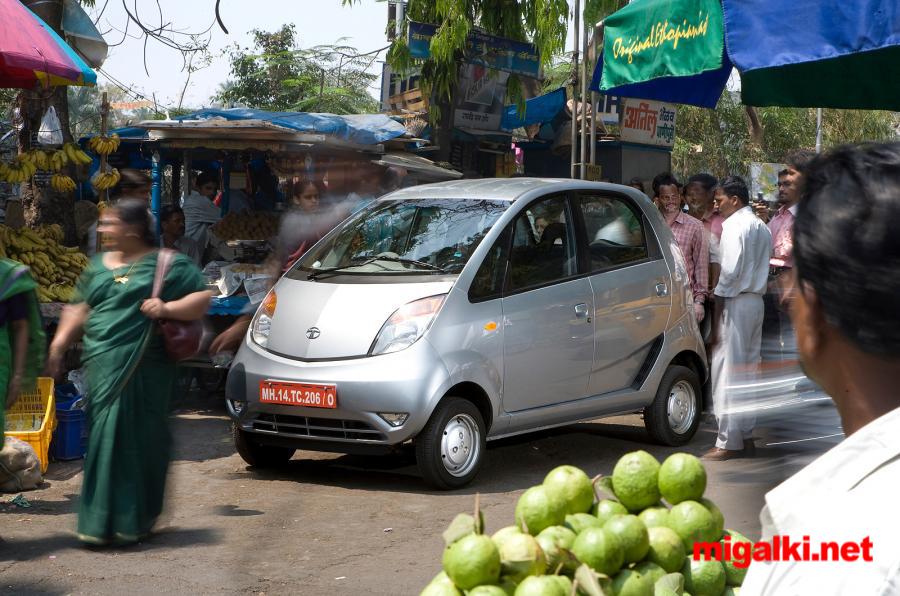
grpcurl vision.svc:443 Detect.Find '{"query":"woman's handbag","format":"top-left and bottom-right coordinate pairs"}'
top-left (152, 249), bottom-right (203, 361)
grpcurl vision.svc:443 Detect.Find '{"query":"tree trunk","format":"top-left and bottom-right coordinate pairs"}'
top-left (16, 0), bottom-right (77, 245)
top-left (744, 105), bottom-right (764, 148)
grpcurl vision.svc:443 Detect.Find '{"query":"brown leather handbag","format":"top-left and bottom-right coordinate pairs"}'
top-left (152, 248), bottom-right (203, 361)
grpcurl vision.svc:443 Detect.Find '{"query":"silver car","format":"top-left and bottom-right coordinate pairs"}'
top-left (226, 179), bottom-right (707, 489)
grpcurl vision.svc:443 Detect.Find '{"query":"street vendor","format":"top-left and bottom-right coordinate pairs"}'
top-left (159, 205), bottom-right (202, 265)
top-left (182, 171), bottom-right (221, 252)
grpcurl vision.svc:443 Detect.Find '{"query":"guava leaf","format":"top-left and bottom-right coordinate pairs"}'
top-left (592, 475), bottom-right (616, 501)
top-left (654, 572), bottom-right (685, 596)
top-left (574, 564), bottom-right (612, 596)
top-left (442, 513), bottom-right (476, 546)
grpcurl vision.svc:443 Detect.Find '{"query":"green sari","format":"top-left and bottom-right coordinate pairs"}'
top-left (74, 250), bottom-right (205, 545)
top-left (0, 258), bottom-right (45, 437)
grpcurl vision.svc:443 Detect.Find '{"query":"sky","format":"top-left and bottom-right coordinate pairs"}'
top-left (88, 0), bottom-right (587, 111)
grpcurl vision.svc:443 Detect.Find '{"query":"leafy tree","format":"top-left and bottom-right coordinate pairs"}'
top-left (214, 24), bottom-right (378, 115)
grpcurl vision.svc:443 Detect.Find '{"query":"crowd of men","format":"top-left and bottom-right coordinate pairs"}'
top-left (648, 151), bottom-right (815, 461)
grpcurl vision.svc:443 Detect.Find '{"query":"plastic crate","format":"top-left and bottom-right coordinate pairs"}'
top-left (5, 377), bottom-right (56, 473)
top-left (51, 383), bottom-right (87, 461)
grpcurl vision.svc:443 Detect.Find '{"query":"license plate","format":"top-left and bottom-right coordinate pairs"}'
top-left (259, 380), bottom-right (337, 408)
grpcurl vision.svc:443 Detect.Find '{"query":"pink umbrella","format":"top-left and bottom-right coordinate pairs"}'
top-left (0, 0), bottom-right (96, 88)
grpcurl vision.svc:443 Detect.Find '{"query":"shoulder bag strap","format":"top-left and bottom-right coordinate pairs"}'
top-left (152, 249), bottom-right (175, 299)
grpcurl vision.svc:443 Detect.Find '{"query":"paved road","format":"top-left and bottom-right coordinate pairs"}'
top-left (0, 393), bottom-right (841, 595)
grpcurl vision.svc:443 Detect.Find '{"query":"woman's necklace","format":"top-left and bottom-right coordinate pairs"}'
top-left (113, 254), bottom-right (143, 284)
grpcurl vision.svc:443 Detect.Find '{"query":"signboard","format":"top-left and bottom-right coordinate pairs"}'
top-left (110, 100), bottom-right (153, 110)
top-left (596, 94), bottom-right (624, 125)
top-left (750, 162), bottom-right (786, 204)
top-left (453, 65), bottom-right (509, 131)
top-left (619, 98), bottom-right (677, 147)
top-left (408, 21), bottom-right (540, 78)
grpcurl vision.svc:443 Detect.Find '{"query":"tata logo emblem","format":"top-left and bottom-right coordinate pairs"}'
top-left (305, 327), bottom-right (321, 340)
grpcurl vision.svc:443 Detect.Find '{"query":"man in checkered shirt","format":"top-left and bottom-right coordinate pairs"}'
top-left (652, 173), bottom-right (709, 322)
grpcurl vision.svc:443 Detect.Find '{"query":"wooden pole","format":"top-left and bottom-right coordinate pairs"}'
top-left (96, 91), bottom-right (109, 253)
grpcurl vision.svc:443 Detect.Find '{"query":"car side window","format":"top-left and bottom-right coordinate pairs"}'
top-left (577, 194), bottom-right (649, 272)
top-left (469, 224), bottom-right (511, 302)
top-left (506, 195), bottom-right (577, 292)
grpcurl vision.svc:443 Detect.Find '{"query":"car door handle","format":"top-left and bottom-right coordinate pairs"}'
top-left (655, 283), bottom-right (668, 297)
top-left (574, 303), bottom-right (591, 322)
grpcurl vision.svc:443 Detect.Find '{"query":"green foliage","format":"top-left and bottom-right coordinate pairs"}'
top-left (214, 24), bottom-right (378, 114)
top-left (672, 92), bottom-right (897, 179)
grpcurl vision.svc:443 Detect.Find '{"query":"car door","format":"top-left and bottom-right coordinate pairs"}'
top-left (501, 194), bottom-right (594, 412)
top-left (575, 192), bottom-right (672, 396)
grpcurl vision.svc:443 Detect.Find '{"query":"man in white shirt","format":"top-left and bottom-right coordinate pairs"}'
top-left (705, 176), bottom-right (772, 460)
top-left (742, 142), bottom-right (900, 594)
top-left (181, 171), bottom-right (221, 250)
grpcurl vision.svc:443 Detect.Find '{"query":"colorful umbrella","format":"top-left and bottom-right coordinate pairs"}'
top-left (0, 0), bottom-right (97, 89)
top-left (591, 0), bottom-right (900, 111)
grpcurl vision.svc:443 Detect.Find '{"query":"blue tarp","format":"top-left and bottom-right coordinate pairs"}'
top-left (178, 108), bottom-right (408, 146)
top-left (501, 88), bottom-right (567, 130)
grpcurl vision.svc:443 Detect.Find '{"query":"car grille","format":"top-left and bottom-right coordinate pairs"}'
top-left (251, 413), bottom-right (386, 442)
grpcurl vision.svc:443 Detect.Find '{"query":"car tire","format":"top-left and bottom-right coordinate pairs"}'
top-left (415, 397), bottom-right (486, 490)
top-left (232, 423), bottom-right (295, 468)
top-left (644, 365), bottom-right (702, 446)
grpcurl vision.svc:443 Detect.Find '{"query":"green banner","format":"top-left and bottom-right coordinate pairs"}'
top-left (600, 0), bottom-right (725, 90)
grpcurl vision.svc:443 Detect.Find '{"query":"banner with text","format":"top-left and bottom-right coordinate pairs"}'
top-left (408, 21), bottom-right (540, 78)
top-left (453, 65), bottom-right (509, 131)
top-left (619, 98), bottom-right (677, 147)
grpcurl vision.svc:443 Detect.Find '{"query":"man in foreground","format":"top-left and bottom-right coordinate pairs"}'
top-left (705, 176), bottom-right (772, 460)
top-left (742, 143), bottom-right (900, 593)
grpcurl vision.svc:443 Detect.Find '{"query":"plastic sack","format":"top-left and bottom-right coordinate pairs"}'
top-left (38, 106), bottom-right (64, 146)
top-left (67, 368), bottom-right (88, 403)
top-left (0, 437), bottom-right (42, 493)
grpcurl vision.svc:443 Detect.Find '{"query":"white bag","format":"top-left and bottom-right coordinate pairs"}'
top-left (37, 106), bottom-right (64, 146)
top-left (0, 436), bottom-right (43, 493)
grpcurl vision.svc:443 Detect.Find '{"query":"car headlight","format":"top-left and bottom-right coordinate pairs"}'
top-left (251, 289), bottom-right (277, 348)
top-left (369, 294), bottom-right (446, 355)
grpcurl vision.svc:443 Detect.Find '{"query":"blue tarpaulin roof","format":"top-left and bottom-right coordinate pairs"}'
top-left (502, 88), bottom-right (567, 130)
top-left (177, 108), bottom-right (408, 146)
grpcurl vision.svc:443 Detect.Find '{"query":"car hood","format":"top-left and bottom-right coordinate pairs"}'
top-left (264, 277), bottom-right (455, 359)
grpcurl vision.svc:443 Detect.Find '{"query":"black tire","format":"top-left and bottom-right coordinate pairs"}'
top-left (415, 397), bottom-right (486, 490)
top-left (644, 365), bottom-right (702, 446)
top-left (232, 423), bottom-right (295, 468)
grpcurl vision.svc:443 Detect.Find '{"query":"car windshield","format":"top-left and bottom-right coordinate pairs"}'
top-left (289, 198), bottom-right (510, 278)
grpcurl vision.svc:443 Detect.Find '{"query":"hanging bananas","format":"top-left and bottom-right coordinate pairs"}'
top-left (87, 133), bottom-right (121, 156)
top-left (51, 173), bottom-right (77, 193)
top-left (91, 167), bottom-right (120, 191)
top-left (63, 142), bottom-right (93, 166)
top-left (0, 155), bottom-right (38, 183)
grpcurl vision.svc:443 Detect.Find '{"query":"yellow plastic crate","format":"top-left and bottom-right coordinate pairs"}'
top-left (5, 377), bottom-right (56, 473)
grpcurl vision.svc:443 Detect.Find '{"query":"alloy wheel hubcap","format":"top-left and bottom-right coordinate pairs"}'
top-left (440, 414), bottom-right (480, 477)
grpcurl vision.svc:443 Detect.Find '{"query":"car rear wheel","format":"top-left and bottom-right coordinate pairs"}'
top-left (415, 397), bottom-right (486, 490)
top-left (232, 423), bottom-right (295, 468)
top-left (644, 365), bottom-right (702, 446)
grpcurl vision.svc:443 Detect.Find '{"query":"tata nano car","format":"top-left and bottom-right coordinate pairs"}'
top-left (225, 179), bottom-right (707, 489)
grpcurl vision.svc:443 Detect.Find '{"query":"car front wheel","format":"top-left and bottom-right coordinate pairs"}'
top-left (232, 423), bottom-right (295, 468)
top-left (644, 365), bottom-right (702, 446)
top-left (415, 397), bottom-right (486, 490)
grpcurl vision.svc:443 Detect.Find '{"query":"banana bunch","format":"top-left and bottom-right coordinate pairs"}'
top-left (63, 142), bottom-right (93, 166)
top-left (51, 173), bottom-right (77, 193)
top-left (26, 149), bottom-right (50, 171)
top-left (0, 155), bottom-right (38, 183)
top-left (0, 224), bottom-right (89, 303)
top-left (91, 167), bottom-right (120, 191)
top-left (87, 133), bottom-right (120, 156)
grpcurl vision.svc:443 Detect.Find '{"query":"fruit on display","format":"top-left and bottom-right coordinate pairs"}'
top-left (91, 166), bottom-right (121, 191)
top-left (210, 211), bottom-right (279, 241)
top-left (0, 154), bottom-right (37, 183)
top-left (422, 456), bottom-right (752, 596)
top-left (87, 133), bottom-right (121, 156)
top-left (50, 173), bottom-right (77, 193)
top-left (0, 224), bottom-right (89, 303)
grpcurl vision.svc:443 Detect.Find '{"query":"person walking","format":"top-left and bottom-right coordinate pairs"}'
top-left (653, 173), bottom-right (709, 322)
top-left (0, 258), bottom-right (44, 434)
top-left (705, 176), bottom-right (772, 460)
top-left (742, 143), bottom-right (900, 594)
top-left (46, 199), bottom-right (211, 546)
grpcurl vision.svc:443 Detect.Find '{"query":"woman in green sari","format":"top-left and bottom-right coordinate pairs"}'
top-left (47, 199), bottom-right (211, 545)
top-left (0, 258), bottom-right (45, 433)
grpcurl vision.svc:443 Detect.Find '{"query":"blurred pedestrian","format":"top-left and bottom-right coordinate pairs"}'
top-left (705, 176), bottom-right (772, 460)
top-left (181, 171), bottom-right (221, 251)
top-left (653, 173), bottom-right (709, 322)
top-left (627, 177), bottom-right (646, 194)
top-left (275, 177), bottom-right (348, 273)
top-left (159, 205), bottom-right (202, 265)
top-left (0, 258), bottom-right (44, 434)
top-left (46, 199), bottom-right (210, 545)
top-left (764, 150), bottom-right (816, 361)
top-left (742, 142), bottom-right (900, 594)
top-left (346, 166), bottom-right (382, 214)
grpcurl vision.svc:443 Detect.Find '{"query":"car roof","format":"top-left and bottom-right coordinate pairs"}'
top-left (384, 177), bottom-right (648, 203)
